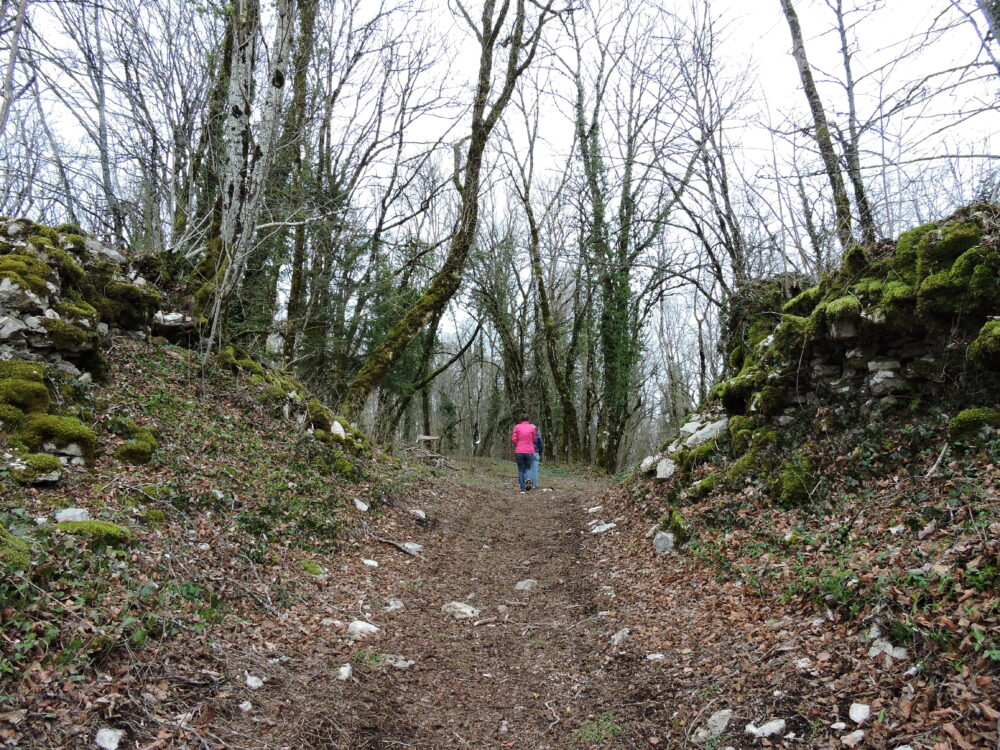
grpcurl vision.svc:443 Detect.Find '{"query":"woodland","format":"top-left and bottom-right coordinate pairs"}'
top-left (2, 0), bottom-right (1000, 470)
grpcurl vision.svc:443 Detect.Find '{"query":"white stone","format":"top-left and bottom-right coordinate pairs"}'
top-left (679, 420), bottom-right (702, 438)
top-left (867, 359), bottom-right (900, 371)
top-left (586, 505), bottom-right (602, 514)
top-left (745, 719), bottom-right (785, 738)
top-left (0, 277), bottom-right (44, 311)
top-left (347, 620), bottom-right (379, 636)
top-left (97, 322), bottom-right (109, 335)
top-left (362, 559), bottom-right (379, 567)
top-left (831, 722), bottom-right (847, 731)
top-left (639, 454), bottom-right (659, 473)
top-left (43, 308), bottom-right (59, 319)
top-left (841, 730), bottom-right (865, 747)
top-left (353, 498), bottom-right (369, 512)
top-left (84, 237), bottom-right (126, 264)
top-left (693, 709), bottom-right (734, 745)
top-left (684, 418), bottom-right (728, 448)
top-left (402, 542), bottom-right (423, 555)
top-left (645, 653), bottom-right (666, 661)
top-left (869, 369), bottom-right (907, 396)
top-left (610, 628), bottom-right (630, 647)
top-left (514, 579), bottom-right (538, 591)
top-left (239, 700), bottom-right (253, 712)
top-left (55, 507), bottom-right (90, 522)
top-left (591, 522), bottom-right (617, 534)
top-left (336, 664), bottom-right (353, 681)
top-left (848, 703), bottom-right (870, 725)
top-left (383, 598), bottom-right (405, 612)
top-left (656, 458), bottom-right (676, 480)
top-left (331, 420), bottom-right (347, 439)
top-left (442, 601), bottom-right (479, 619)
top-left (34, 470), bottom-right (61, 484)
top-left (0, 315), bottom-right (27, 339)
top-left (95, 728), bottom-right (125, 750)
top-left (795, 657), bottom-right (812, 670)
top-left (409, 508), bottom-right (427, 520)
top-left (245, 673), bottom-right (264, 689)
top-left (382, 654), bottom-right (414, 669)
top-left (652, 531), bottom-right (675, 555)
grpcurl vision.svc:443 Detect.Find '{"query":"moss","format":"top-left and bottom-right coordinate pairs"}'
top-left (299, 560), bottom-right (324, 576)
top-left (949, 246), bottom-right (1000, 314)
top-left (307, 399), bottom-right (332, 431)
top-left (54, 299), bottom-right (98, 321)
top-left (841, 244), bottom-right (868, 277)
top-left (42, 246), bottom-right (85, 285)
top-left (678, 438), bottom-right (719, 474)
top-left (726, 449), bottom-right (759, 485)
top-left (55, 520), bottom-right (130, 546)
top-left (712, 366), bottom-right (766, 415)
top-left (826, 295), bottom-right (861, 321)
top-left (754, 386), bottom-right (787, 417)
top-left (332, 457), bottom-right (359, 479)
top-left (115, 435), bottom-right (157, 465)
top-left (969, 320), bottom-right (1000, 368)
top-left (101, 281), bottom-right (161, 328)
top-left (772, 453), bottom-right (815, 508)
top-left (0, 360), bottom-right (44, 381)
top-left (879, 281), bottom-right (915, 314)
top-left (263, 384), bottom-right (288, 401)
top-left (219, 346), bottom-right (238, 369)
top-left (35, 226), bottom-right (59, 243)
top-left (17, 413), bottom-right (96, 463)
top-left (235, 358), bottom-right (264, 375)
top-left (894, 221), bottom-right (937, 277)
top-left (781, 286), bottom-right (822, 316)
top-left (851, 277), bottom-right (884, 299)
top-left (657, 509), bottom-right (691, 544)
top-left (0, 378), bottom-right (50, 413)
top-left (0, 253), bottom-right (52, 295)
top-left (691, 471), bottom-right (724, 499)
top-left (9, 452), bottom-right (62, 484)
top-left (916, 271), bottom-right (957, 317)
top-left (770, 314), bottom-right (808, 356)
top-left (0, 404), bottom-right (25, 429)
top-left (142, 508), bottom-right (166, 525)
top-left (728, 415), bottom-right (756, 455)
top-left (54, 223), bottom-right (84, 236)
top-left (916, 219), bottom-right (982, 281)
top-left (948, 407), bottom-right (1000, 440)
top-left (0, 525), bottom-right (29, 570)
top-left (39, 317), bottom-right (92, 349)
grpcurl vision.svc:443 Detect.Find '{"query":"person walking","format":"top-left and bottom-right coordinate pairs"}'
top-left (530, 427), bottom-right (544, 490)
top-left (511, 414), bottom-right (537, 493)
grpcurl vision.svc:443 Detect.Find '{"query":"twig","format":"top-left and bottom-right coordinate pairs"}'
top-left (375, 537), bottom-right (424, 558)
top-left (545, 700), bottom-right (561, 730)
top-left (924, 442), bottom-right (949, 478)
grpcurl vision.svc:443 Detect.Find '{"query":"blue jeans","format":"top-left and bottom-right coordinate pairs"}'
top-left (515, 453), bottom-right (533, 491)
top-left (530, 453), bottom-right (540, 487)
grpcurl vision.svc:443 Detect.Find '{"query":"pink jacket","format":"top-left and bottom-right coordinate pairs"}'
top-left (511, 421), bottom-right (537, 454)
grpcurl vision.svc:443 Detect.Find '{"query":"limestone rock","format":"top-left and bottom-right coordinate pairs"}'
top-left (745, 719), bottom-right (785, 738)
top-left (656, 458), bottom-right (676, 480)
top-left (402, 542), bottom-right (423, 556)
top-left (383, 598), bottom-right (405, 612)
top-left (591, 522), bottom-right (617, 534)
top-left (409, 508), bottom-right (427, 520)
top-left (347, 620), bottom-right (379, 636)
top-left (869, 369), bottom-right (907, 396)
top-left (693, 709), bottom-right (734, 745)
top-left (353, 498), bottom-right (369, 512)
top-left (610, 628), bottom-right (630, 647)
top-left (679, 420), bottom-right (701, 438)
top-left (867, 359), bottom-right (901, 372)
top-left (639, 454), bottom-right (660, 473)
top-left (245, 672), bottom-right (264, 689)
top-left (382, 654), bottom-right (414, 669)
top-left (95, 728), bottom-right (125, 750)
top-left (54, 507), bottom-right (90, 522)
top-left (0, 315), bottom-right (27, 340)
top-left (849, 703), bottom-right (869, 725)
top-left (337, 664), bottom-right (353, 680)
top-left (514, 579), bottom-right (538, 591)
top-left (841, 730), bottom-right (865, 747)
top-left (331, 420), bottom-right (347, 439)
top-left (685, 418), bottom-right (728, 448)
top-left (830, 318), bottom-right (858, 339)
top-left (84, 237), bottom-right (126, 264)
top-left (442, 601), bottom-right (479, 619)
top-left (652, 531), bottom-right (675, 555)
top-left (0, 277), bottom-right (44, 311)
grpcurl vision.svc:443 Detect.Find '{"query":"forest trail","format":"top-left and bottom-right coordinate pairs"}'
top-left (340, 465), bottom-right (657, 749)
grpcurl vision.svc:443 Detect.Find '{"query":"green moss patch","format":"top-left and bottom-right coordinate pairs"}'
top-left (948, 408), bottom-right (1000, 441)
top-left (0, 253), bottom-right (52, 295)
top-left (55, 520), bottom-right (130, 546)
top-left (17, 413), bottom-right (96, 463)
top-left (0, 525), bottom-right (29, 570)
top-left (0, 378), bottom-right (50, 413)
top-left (772, 453), bottom-right (815, 508)
top-left (299, 560), bottom-right (325, 576)
top-left (0, 360), bottom-right (44, 381)
top-left (39, 317), bottom-right (92, 349)
top-left (9, 452), bottom-right (62, 484)
top-left (969, 320), bottom-right (1000, 368)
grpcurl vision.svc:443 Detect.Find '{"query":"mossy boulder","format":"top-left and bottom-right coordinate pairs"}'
top-left (39, 317), bottom-right (92, 350)
top-left (0, 404), bottom-right (25, 428)
top-left (658, 509), bottom-right (691, 544)
top-left (826, 295), bottom-right (861, 321)
top-left (0, 252), bottom-right (52, 296)
top-left (894, 221), bottom-right (937, 279)
top-left (16, 413), bottom-right (96, 463)
top-left (307, 398), bottom-right (332, 431)
top-left (0, 360), bottom-right (44, 381)
top-left (782, 286), bottom-right (822, 316)
top-left (915, 219), bottom-right (982, 281)
top-left (98, 281), bottom-right (161, 328)
top-left (0, 525), bottom-right (29, 570)
top-left (948, 408), bottom-right (1000, 441)
top-left (55, 520), bottom-right (130, 546)
top-left (691, 471), bottom-right (724, 499)
top-left (969, 320), bottom-right (1000, 368)
top-left (0, 378), bottom-right (50, 413)
top-left (9, 452), bottom-right (62, 484)
top-left (728, 415), bottom-right (756, 455)
top-left (754, 386), bottom-right (788, 417)
top-left (772, 453), bottom-right (815, 508)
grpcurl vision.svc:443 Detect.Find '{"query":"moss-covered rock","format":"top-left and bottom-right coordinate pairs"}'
top-left (16, 413), bottom-right (96, 463)
top-left (0, 252), bottom-right (52, 295)
top-left (307, 398), bottom-right (332, 431)
top-left (8, 452), bottom-right (62, 484)
top-left (0, 404), bottom-right (25, 428)
top-left (969, 320), bottom-right (1000, 368)
top-left (782, 286), bottom-right (822, 316)
top-left (826, 295), bottom-right (861, 321)
top-left (771, 453), bottom-right (815, 508)
top-left (0, 525), bottom-right (29, 570)
top-left (728, 415), bottom-right (756, 455)
top-left (55, 520), bottom-right (130, 546)
top-left (659, 509), bottom-right (691, 544)
top-left (39, 317), bottom-right (92, 350)
top-left (893, 221), bottom-right (936, 279)
top-left (841, 244), bottom-right (869, 277)
top-left (0, 360), bottom-right (44, 381)
top-left (99, 281), bottom-right (161, 328)
top-left (948, 407), bottom-right (1000, 440)
top-left (916, 219), bottom-right (982, 281)
top-left (299, 560), bottom-right (324, 576)
top-left (0, 378), bottom-right (50, 413)
top-left (691, 471), bottom-right (724, 499)
top-left (754, 386), bottom-right (787, 417)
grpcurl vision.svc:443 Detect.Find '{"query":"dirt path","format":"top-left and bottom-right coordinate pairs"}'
top-left (346, 466), bottom-right (655, 749)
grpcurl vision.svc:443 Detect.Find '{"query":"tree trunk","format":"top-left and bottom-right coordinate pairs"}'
top-left (779, 0), bottom-right (854, 253)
